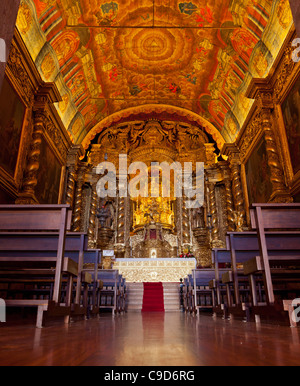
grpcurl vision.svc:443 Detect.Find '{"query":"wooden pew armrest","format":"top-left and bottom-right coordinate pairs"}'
top-left (209, 279), bottom-right (216, 289)
top-left (222, 271), bottom-right (233, 284)
top-left (243, 256), bottom-right (263, 275)
top-left (81, 271), bottom-right (92, 284)
top-left (63, 258), bottom-right (78, 276)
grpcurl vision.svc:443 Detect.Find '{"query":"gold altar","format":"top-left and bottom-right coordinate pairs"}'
top-left (113, 258), bottom-right (196, 283)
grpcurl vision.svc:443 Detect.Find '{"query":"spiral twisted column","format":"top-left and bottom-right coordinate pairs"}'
top-left (208, 182), bottom-right (220, 245)
top-left (224, 178), bottom-right (235, 231)
top-left (116, 195), bottom-right (125, 245)
top-left (229, 157), bottom-right (246, 230)
top-left (16, 111), bottom-right (45, 204)
top-left (65, 165), bottom-right (76, 207)
top-left (64, 145), bottom-right (84, 209)
top-left (88, 183), bottom-right (98, 248)
top-left (181, 195), bottom-right (190, 246)
top-left (219, 162), bottom-right (235, 232)
top-left (72, 168), bottom-right (86, 232)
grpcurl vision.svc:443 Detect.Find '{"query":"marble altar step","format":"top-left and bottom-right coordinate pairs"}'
top-left (126, 283), bottom-right (144, 312)
top-left (125, 282), bottom-right (181, 312)
top-left (163, 283), bottom-right (180, 312)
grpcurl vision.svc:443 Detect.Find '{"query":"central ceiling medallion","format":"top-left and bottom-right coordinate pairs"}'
top-left (140, 32), bottom-right (168, 58)
top-left (144, 37), bottom-right (164, 54)
top-left (116, 27), bottom-right (193, 74)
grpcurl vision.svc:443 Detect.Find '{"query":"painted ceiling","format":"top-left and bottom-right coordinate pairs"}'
top-left (16, 0), bottom-right (293, 150)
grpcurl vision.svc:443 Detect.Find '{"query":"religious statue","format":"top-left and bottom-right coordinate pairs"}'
top-left (233, 211), bottom-right (244, 232)
top-left (97, 206), bottom-right (110, 228)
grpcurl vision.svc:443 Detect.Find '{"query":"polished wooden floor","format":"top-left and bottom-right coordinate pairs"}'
top-left (0, 311), bottom-right (300, 366)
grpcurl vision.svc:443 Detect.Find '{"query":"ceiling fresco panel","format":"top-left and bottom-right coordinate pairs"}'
top-left (16, 0), bottom-right (295, 146)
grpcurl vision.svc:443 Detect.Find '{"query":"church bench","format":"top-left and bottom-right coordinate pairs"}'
top-left (218, 230), bottom-right (300, 322)
top-left (184, 274), bottom-right (199, 313)
top-left (210, 248), bottom-right (231, 318)
top-left (118, 275), bottom-right (127, 313)
top-left (0, 205), bottom-right (96, 327)
top-left (211, 245), bottom-right (260, 321)
top-left (97, 269), bottom-right (122, 315)
top-left (182, 275), bottom-right (191, 312)
top-left (0, 205), bottom-right (73, 327)
top-left (283, 299), bottom-right (300, 328)
top-left (190, 268), bottom-right (218, 314)
top-left (225, 232), bottom-right (266, 321)
top-left (0, 232), bottom-right (90, 315)
top-left (60, 234), bottom-right (101, 319)
top-left (81, 249), bottom-right (102, 317)
top-left (243, 203), bottom-right (300, 325)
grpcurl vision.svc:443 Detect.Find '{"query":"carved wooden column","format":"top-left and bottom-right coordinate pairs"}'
top-left (16, 84), bottom-right (60, 204)
top-left (116, 193), bottom-right (126, 257)
top-left (208, 182), bottom-right (221, 247)
top-left (88, 180), bottom-right (98, 248)
top-left (180, 167), bottom-right (193, 250)
top-left (182, 195), bottom-right (190, 247)
top-left (222, 144), bottom-right (247, 230)
top-left (72, 165), bottom-right (86, 232)
top-left (115, 163), bottom-right (128, 257)
top-left (15, 111), bottom-right (44, 204)
top-left (219, 161), bottom-right (235, 232)
top-left (65, 165), bottom-right (76, 207)
top-left (64, 145), bottom-right (84, 209)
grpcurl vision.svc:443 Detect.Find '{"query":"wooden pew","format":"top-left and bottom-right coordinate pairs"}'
top-left (244, 203), bottom-right (300, 326)
top-left (98, 269), bottom-right (122, 315)
top-left (191, 268), bottom-right (218, 315)
top-left (182, 274), bottom-right (192, 312)
top-left (210, 248), bottom-right (236, 319)
top-left (81, 249), bottom-right (102, 318)
top-left (118, 275), bottom-right (127, 313)
top-left (0, 232), bottom-right (92, 322)
top-left (0, 204), bottom-right (73, 327)
top-left (224, 232), bottom-right (268, 321)
top-left (214, 230), bottom-right (300, 323)
top-left (61, 233), bottom-right (94, 320)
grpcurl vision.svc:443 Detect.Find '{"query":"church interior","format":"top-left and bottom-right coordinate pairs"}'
top-left (1, 0), bottom-right (300, 367)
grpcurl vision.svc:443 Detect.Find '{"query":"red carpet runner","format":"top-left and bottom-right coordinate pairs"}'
top-left (142, 282), bottom-right (165, 312)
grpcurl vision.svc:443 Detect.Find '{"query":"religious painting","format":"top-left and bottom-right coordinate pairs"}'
top-left (0, 77), bottom-right (26, 178)
top-left (35, 136), bottom-right (62, 204)
top-left (245, 137), bottom-right (272, 205)
top-left (281, 75), bottom-right (300, 176)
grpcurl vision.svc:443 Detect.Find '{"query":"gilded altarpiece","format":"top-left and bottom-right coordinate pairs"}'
top-left (74, 118), bottom-right (235, 268)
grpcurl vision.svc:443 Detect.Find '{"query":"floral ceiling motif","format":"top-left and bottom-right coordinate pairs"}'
top-left (16, 0), bottom-right (293, 148)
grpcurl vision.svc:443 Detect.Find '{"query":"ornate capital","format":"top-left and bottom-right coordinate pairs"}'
top-left (66, 144), bottom-right (84, 168)
top-left (221, 143), bottom-right (241, 167)
top-left (256, 90), bottom-right (274, 111)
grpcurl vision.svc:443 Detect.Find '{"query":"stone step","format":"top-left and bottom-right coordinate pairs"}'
top-left (125, 282), bottom-right (181, 312)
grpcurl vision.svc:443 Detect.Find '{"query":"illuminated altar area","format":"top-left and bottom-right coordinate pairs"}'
top-left (113, 258), bottom-right (196, 283)
top-left (83, 118), bottom-right (230, 274)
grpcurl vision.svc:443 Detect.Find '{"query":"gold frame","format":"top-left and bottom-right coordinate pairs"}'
top-left (34, 130), bottom-right (65, 205)
top-left (0, 72), bottom-right (30, 198)
top-left (276, 71), bottom-right (300, 197)
top-left (240, 128), bottom-right (265, 224)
